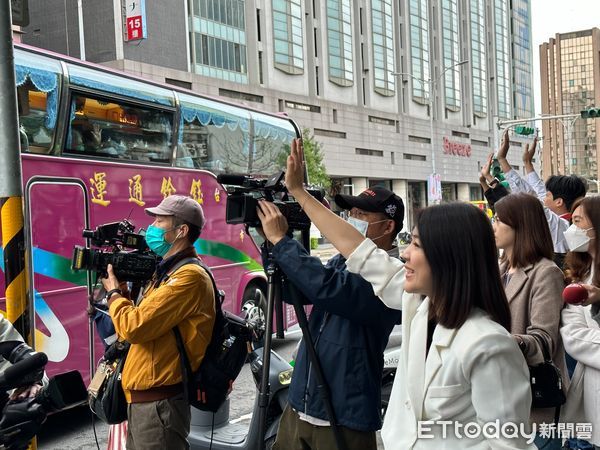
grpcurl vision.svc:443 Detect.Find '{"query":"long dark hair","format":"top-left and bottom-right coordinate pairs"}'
top-left (417, 203), bottom-right (511, 331)
top-left (494, 193), bottom-right (554, 268)
top-left (565, 196), bottom-right (600, 285)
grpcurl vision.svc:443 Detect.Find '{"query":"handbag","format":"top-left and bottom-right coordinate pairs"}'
top-left (529, 338), bottom-right (566, 412)
top-left (88, 341), bottom-right (129, 424)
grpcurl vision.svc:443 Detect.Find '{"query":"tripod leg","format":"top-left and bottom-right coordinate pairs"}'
top-left (256, 262), bottom-right (279, 450)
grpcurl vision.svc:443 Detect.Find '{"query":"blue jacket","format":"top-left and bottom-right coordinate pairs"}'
top-left (266, 236), bottom-right (402, 432)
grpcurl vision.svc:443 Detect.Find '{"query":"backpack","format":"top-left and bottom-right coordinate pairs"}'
top-left (168, 257), bottom-right (252, 412)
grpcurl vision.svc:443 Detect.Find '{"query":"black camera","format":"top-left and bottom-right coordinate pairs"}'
top-left (217, 171), bottom-right (323, 231)
top-left (0, 341), bottom-right (87, 450)
top-left (71, 219), bottom-right (157, 282)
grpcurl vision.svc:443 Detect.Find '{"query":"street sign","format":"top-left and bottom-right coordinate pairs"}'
top-left (427, 173), bottom-right (442, 204)
top-left (11, 0), bottom-right (29, 27)
top-left (125, 0), bottom-right (147, 41)
top-left (514, 125), bottom-right (535, 135)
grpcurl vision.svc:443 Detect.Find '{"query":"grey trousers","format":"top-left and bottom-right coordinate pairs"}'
top-left (126, 393), bottom-right (191, 450)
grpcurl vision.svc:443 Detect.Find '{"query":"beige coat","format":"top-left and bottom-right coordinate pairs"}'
top-left (501, 257), bottom-right (567, 425)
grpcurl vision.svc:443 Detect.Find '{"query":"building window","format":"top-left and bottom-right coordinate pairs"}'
top-left (327, 0), bottom-right (354, 87)
top-left (409, 0), bottom-right (430, 102)
top-left (511, 0), bottom-right (533, 118)
top-left (196, 0), bottom-right (245, 28)
top-left (272, 0), bottom-right (304, 74)
top-left (371, 0), bottom-right (395, 96)
top-left (494, 0), bottom-right (511, 118)
top-left (441, 0), bottom-right (461, 110)
top-left (190, 0), bottom-right (248, 83)
top-left (470, 0), bottom-right (487, 117)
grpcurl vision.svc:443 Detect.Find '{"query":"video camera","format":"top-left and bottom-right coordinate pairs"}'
top-left (0, 341), bottom-right (87, 450)
top-left (71, 219), bottom-right (157, 282)
top-left (217, 171), bottom-right (323, 231)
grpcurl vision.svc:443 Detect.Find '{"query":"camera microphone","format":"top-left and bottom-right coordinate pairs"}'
top-left (0, 352), bottom-right (47, 389)
top-left (217, 174), bottom-right (251, 186)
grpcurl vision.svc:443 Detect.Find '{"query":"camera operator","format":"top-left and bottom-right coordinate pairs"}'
top-left (101, 195), bottom-right (215, 450)
top-left (256, 187), bottom-right (404, 450)
top-left (0, 315), bottom-right (44, 402)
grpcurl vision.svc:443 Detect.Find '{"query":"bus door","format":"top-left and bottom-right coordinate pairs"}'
top-left (25, 177), bottom-right (95, 382)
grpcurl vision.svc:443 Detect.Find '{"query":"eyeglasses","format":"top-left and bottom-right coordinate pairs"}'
top-left (491, 215), bottom-right (501, 224)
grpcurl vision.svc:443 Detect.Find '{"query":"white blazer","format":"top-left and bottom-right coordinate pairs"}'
top-left (346, 239), bottom-right (535, 450)
top-left (560, 304), bottom-right (600, 446)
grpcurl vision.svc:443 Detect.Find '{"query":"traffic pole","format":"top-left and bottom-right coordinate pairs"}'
top-left (0, 4), bottom-right (36, 449)
top-left (0, 2), bottom-right (30, 343)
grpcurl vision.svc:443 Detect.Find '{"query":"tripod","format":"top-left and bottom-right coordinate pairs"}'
top-left (256, 239), bottom-right (348, 450)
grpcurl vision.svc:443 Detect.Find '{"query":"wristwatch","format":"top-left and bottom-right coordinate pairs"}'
top-left (486, 177), bottom-right (500, 188)
top-left (105, 288), bottom-right (123, 302)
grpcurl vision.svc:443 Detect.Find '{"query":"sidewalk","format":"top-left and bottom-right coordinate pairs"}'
top-left (311, 243), bottom-right (338, 263)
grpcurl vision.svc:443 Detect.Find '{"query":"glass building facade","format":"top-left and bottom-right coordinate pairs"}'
top-left (371, 0), bottom-right (395, 96)
top-left (512, 0), bottom-right (534, 118)
top-left (190, 0), bottom-right (248, 83)
top-left (560, 32), bottom-right (596, 178)
top-left (272, 0), bottom-right (304, 74)
top-left (494, 0), bottom-right (511, 119)
top-left (441, 0), bottom-right (461, 110)
top-left (470, 0), bottom-right (487, 117)
top-left (326, 0), bottom-right (354, 86)
top-left (184, 0), bottom-right (533, 127)
top-left (408, 0), bottom-right (430, 101)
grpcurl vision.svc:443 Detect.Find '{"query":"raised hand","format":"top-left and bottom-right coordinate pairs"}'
top-left (497, 129), bottom-right (510, 161)
top-left (285, 138), bottom-right (305, 195)
top-left (523, 136), bottom-right (538, 167)
top-left (480, 152), bottom-right (494, 182)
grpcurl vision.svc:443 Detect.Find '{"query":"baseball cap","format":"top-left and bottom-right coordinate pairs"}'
top-left (335, 186), bottom-right (404, 231)
top-left (145, 195), bottom-right (206, 229)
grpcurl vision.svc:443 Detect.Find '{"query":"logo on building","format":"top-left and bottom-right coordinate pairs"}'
top-left (443, 137), bottom-right (472, 158)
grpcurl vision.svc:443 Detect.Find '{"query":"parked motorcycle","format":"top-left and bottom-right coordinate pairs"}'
top-left (188, 316), bottom-right (292, 450)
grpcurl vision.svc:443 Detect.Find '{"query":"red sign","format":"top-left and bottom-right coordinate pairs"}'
top-left (125, 0), bottom-right (147, 41)
top-left (127, 16), bottom-right (143, 41)
top-left (443, 137), bottom-right (471, 157)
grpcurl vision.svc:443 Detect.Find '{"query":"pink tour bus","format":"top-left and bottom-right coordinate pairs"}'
top-left (0, 44), bottom-right (303, 383)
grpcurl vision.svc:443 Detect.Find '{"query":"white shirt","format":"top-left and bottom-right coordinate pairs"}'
top-left (504, 170), bottom-right (569, 253)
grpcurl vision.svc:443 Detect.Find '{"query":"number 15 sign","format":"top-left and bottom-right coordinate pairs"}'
top-left (125, 0), bottom-right (147, 41)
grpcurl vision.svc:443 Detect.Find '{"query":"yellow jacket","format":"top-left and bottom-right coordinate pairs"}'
top-left (109, 263), bottom-right (215, 402)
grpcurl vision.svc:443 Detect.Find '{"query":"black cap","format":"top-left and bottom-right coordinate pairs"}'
top-left (335, 186), bottom-right (404, 231)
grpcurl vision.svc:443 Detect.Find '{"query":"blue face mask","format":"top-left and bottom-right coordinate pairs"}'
top-left (145, 225), bottom-right (179, 257)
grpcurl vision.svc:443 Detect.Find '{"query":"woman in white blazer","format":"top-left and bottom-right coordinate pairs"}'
top-left (260, 139), bottom-right (536, 449)
top-left (560, 196), bottom-right (600, 448)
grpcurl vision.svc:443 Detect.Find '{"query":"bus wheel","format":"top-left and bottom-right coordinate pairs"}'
top-left (241, 286), bottom-right (267, 339)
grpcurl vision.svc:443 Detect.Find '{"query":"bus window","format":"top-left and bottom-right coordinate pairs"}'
top-left (15, 61), bottom-right (61, 154)
top-left (251, 112), bottom-right (297, 177)
top-left (176, 94), bottom-right (251, 173)
top-left (64, 93), bottom-right (174, 164)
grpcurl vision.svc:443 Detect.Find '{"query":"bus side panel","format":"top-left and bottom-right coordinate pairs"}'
top-left (21, 155), bottom-right (266, 373)
top-left (28, 182), bottom-right (92, 381)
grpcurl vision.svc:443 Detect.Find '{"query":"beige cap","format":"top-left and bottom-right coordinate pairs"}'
top-left (145, 195), bottom-right (205, 229)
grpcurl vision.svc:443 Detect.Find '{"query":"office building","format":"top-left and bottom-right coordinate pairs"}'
top-left (22, 0), bottom-right (535, 226)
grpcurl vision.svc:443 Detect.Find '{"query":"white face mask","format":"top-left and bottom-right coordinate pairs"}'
top-left (347, 216), bottom-right (369, 236)
top-left (563, 224), bottom-right (593, 252)
top-left (347, 216), bottom-right (389, 238)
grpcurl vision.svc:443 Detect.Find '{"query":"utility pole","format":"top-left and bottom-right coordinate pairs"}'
top-left (0, 1), bottom-right (30, 343)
